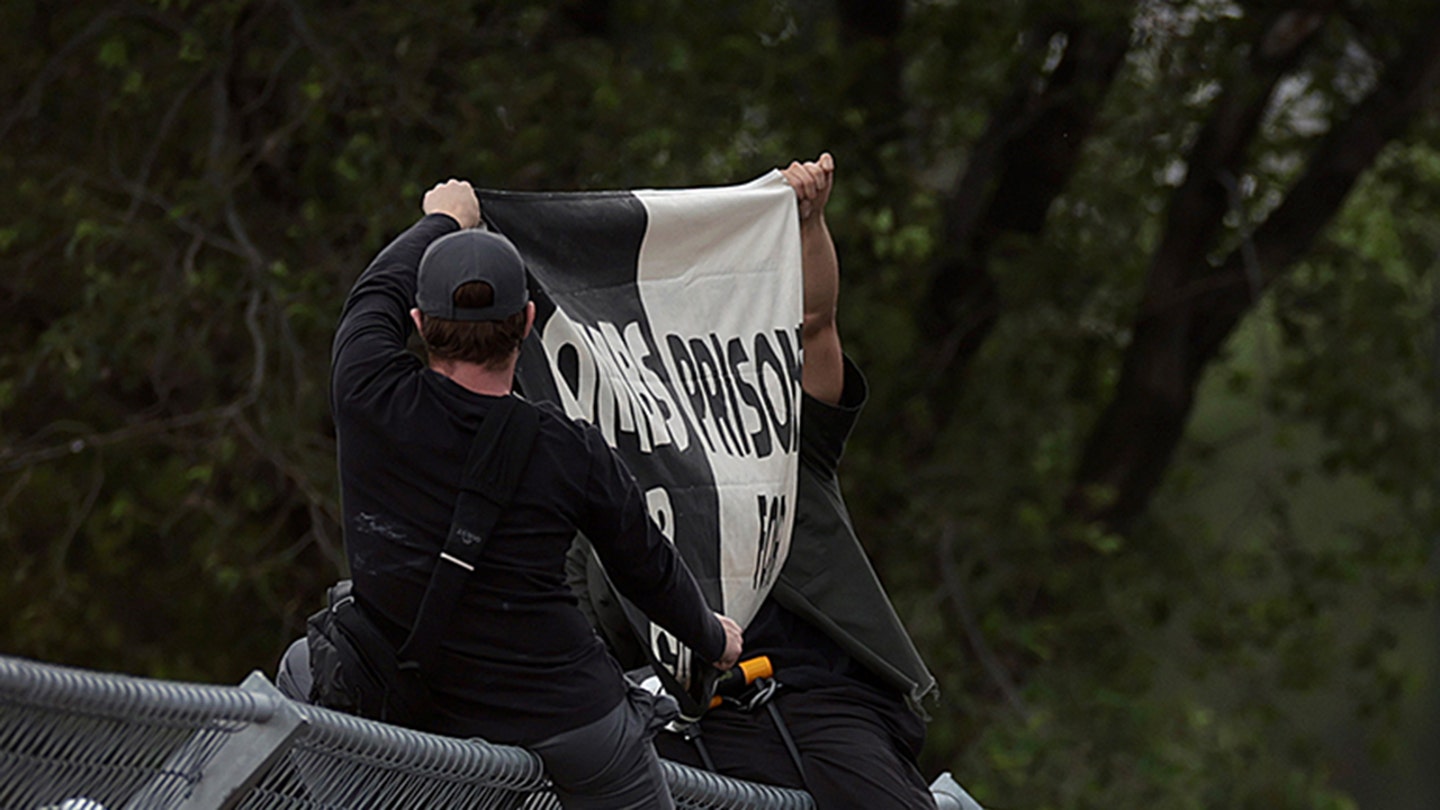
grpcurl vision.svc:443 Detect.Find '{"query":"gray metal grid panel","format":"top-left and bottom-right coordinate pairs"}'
top-left (0, 655), bottom-right (816, 809)
top-left (0, 655), bottom-right (275, 810)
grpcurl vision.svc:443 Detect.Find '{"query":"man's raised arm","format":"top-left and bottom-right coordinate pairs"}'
top-left (780, 153), bottom-right (843, 405)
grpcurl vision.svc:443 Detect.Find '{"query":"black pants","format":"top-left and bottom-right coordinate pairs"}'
top-left (655, 684), bottom-right (933, 810)
top-left (530, 681), bottom-right (678, 810)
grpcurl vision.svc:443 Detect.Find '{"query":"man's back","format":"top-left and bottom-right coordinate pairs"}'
top-left (335, 380), bottom-right (638, 742)
top-left (330, 208), bottom-right (727, 747)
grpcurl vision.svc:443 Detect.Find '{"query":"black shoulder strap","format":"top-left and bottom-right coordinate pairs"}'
top-left (397, 395), bottom-right (540, 673)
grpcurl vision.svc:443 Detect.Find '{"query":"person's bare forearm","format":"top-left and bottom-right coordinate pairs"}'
top-left (781, 153), bottom-right (844, 404)
top-left (800, 213), bottom-right (843, 404)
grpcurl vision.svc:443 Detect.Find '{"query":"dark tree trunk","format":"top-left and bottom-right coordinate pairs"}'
top-left (919, 7), bottom-right (1134, 429)
top-left (1070, 7), bottom-right (1440, 530)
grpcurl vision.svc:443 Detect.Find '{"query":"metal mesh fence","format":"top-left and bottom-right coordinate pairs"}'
top-left (0, 655), bottom-right (817, 810)
top-left (239, 701), bottom-right (555, 810)
top-left (0, 656), bottom-right (277, 809)
top-left (238, 700), bottom-right (815, 809)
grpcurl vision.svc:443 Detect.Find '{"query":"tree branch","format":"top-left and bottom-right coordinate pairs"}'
top-left (0, 8), bottom-right (124, 141)
top-left (51, 454), bottom-right (105, 591)
top-left (1070, 5), bottom-right (1440, 530)
top-left (917, 5), bottom-right (1135, 433)
top-left (938, 523), bottom-right (1029, 716)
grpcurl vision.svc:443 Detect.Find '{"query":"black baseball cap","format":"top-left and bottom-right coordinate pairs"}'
top-left (415, 230), bottom-right (530, 321)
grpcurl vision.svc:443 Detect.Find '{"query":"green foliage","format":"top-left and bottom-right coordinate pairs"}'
top-left (1, 1), bottom-right (1437, 806)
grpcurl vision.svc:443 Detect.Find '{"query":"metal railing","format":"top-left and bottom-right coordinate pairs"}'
top-left (0, 655), bottom-right (814, 809)
top-left (0, 654), bottom-right (982, 810)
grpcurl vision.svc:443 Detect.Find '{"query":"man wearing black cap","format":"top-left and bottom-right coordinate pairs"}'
top-left (330, 178), bottom-right (742, 808)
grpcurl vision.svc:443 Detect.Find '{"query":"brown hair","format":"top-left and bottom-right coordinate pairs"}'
top-left (420, 282), bottom-right (527, 369)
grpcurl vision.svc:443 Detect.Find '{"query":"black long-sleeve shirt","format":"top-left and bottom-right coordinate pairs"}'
top-left (331, 213), bottom-right (724, 743)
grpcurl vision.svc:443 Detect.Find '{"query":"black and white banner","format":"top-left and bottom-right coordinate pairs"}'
top-left (478, 171), bottom-right (802, 679)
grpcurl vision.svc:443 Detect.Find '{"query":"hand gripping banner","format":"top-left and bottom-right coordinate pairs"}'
top-left (477, 171), bottom-right (802, 702)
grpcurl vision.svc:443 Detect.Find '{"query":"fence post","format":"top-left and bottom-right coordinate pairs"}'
top-left (930, 771), bottom-right (986, 810)
top-left (122, 671), bottom-right (307, 810)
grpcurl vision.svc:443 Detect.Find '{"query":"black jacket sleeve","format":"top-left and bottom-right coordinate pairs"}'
top-left (331, 214), bottom-right (460, 404)
top-left (576, 426), bottom-right (727, 664)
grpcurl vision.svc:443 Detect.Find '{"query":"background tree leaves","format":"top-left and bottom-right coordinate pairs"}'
top-left (2, 1), bottom-right (1437, 807)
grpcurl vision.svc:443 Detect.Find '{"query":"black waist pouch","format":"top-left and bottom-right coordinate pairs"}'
top-left (304, 398), bottom-right (538, 729)
top-left (306, 579), bottom-right (431, 726)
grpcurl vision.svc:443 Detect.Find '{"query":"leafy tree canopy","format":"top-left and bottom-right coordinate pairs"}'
top-left (2, 1), bottom-right (1438, 806)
